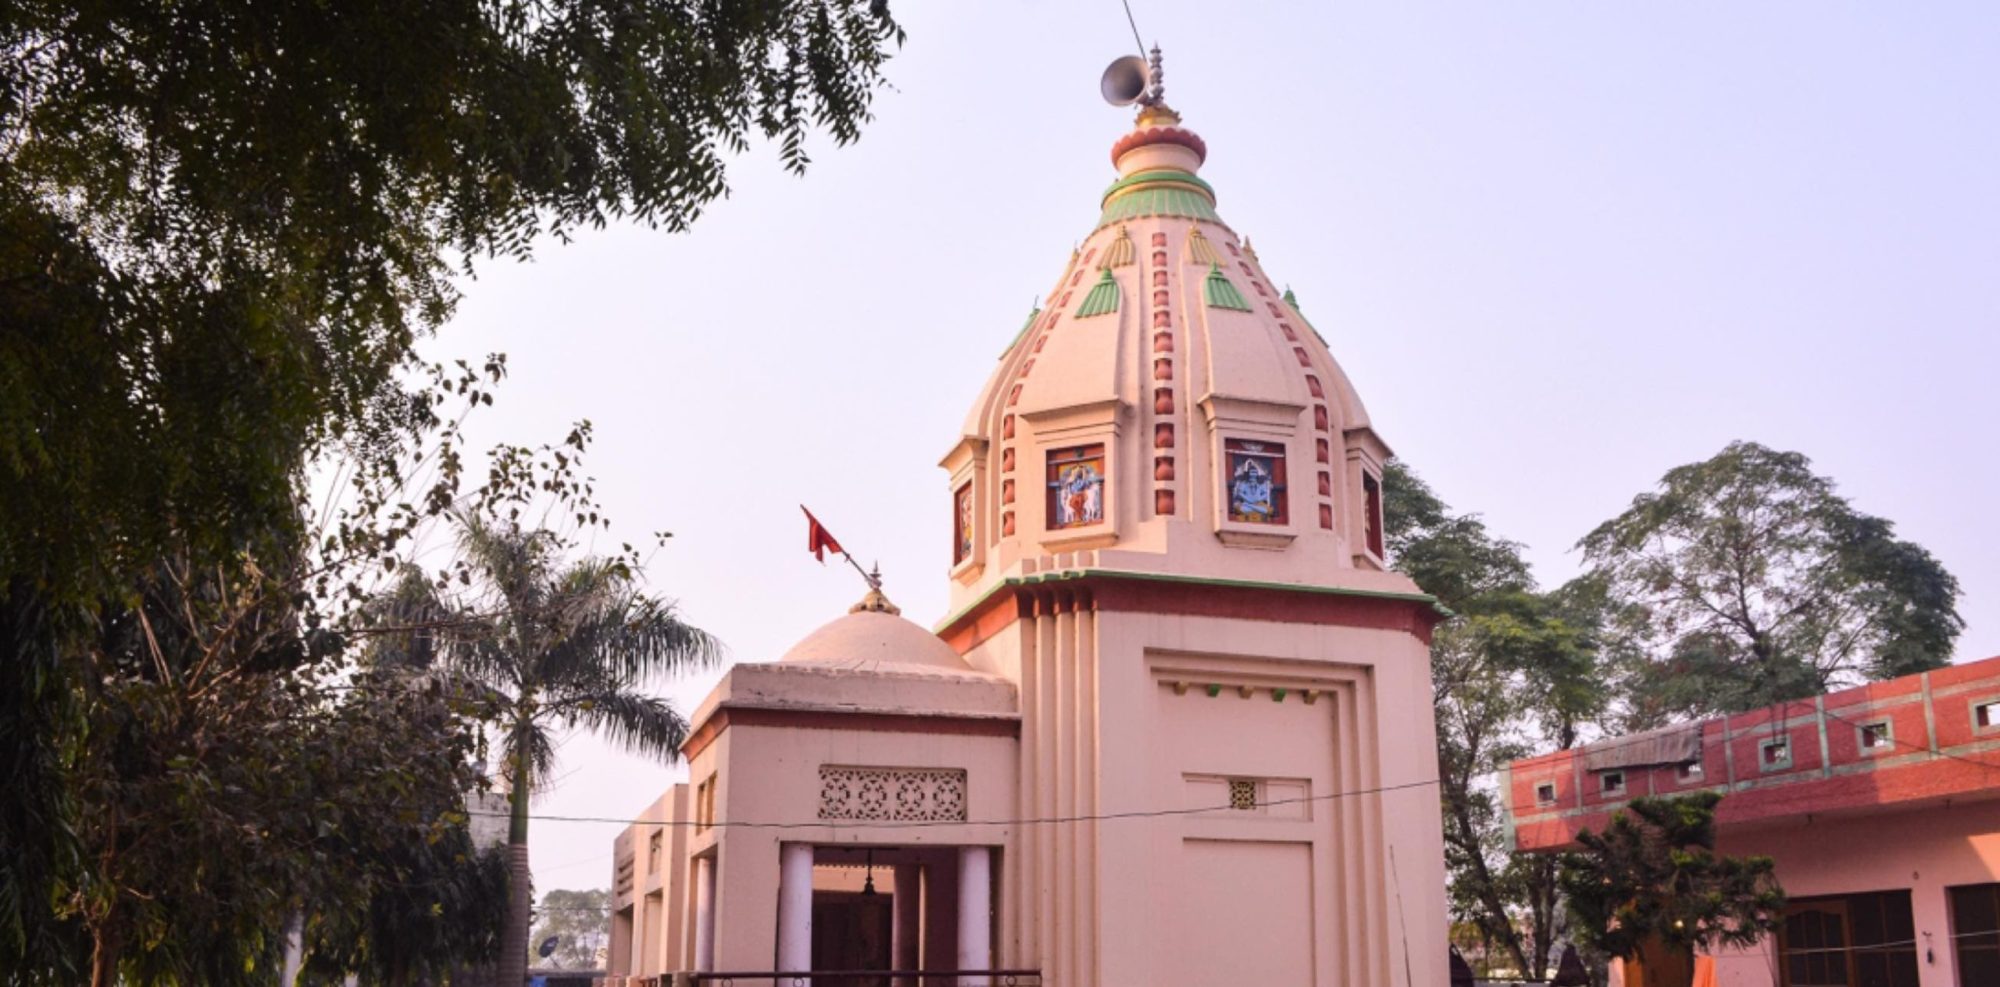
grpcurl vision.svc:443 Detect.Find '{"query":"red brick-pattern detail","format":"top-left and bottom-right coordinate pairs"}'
top-left (1319, 504), bottom-right (1334, 530)
top-left (1279, 323), bottom-right (1298, 342)
top-left (1146, 227), bottom-right (1179, 520)
top-left (1082, 248), bottom-right (1096, 267)
top-left (1008, 384), bottom-right (1022, 406)
top-left (1019, 358), bottom-right (1035, 376)
top-left (1313, 404), bottom-right (1329, 431)
top-left (1253, 281), bottom-right (1269, 296)
top-left (1226, 240), bottom-right (1241, 257)
top-left (1318, 472), bottom-right (1332, 496)
top-left (1316, 438), bottom-right (1330, 463)
top-left (1267, 302), bottom-right (1284, 318)
top-left (1060, 291), bottom-right (1073, 307)
top-left (1294, 347), bottom-right (1311, 367)
top-left (1305, 374), bottom-right (1324, 398)
top-left (1001, 447), bottom-right (1015, 472)
top-left (1003, 414), bottom-right (1015, 439)
top-left (1001, 479), bottom-right (1015, 505)
top-left (1033, 334), bottom-right (1048, 353)
top-left (1070, 270), bottom-right (1084, 287)
top-left (1001, 512), bottom-right (1016, 536)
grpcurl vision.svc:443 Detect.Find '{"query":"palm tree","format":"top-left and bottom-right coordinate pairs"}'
top-left (367, 516), bottom-right (719, 986)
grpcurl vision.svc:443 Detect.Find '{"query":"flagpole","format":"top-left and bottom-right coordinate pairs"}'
top-left (840, 551), bottom-right (881, 591)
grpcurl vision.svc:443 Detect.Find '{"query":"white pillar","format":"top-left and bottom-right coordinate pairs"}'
top-left (956, 847), bottom-right (992, 986)
top-left (777, 843), bottom-right (816, 980)
top-left (693, 855), bottom-right (717, 972)
top-left (892, 864), bottom-right (923, 986)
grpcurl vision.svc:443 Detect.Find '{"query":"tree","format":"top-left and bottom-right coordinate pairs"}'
top-left (531, 888), bottom-right (613, 970)
top-left (1560, 792), bottom-right (1784, 987)
top-left (1384, 462), bottom-right (1610, 981)
top-left (2, 2), bottom-right (900, 976)
top-left (1579, 441), bottom-right (1962, 723)
top-left (368, 516), bottom-right (718, 986)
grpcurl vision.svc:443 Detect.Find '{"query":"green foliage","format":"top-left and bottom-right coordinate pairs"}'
top-left (1580, 441), bottom-right (1962, 723)
top-left (1, 2), bottom-right (900, 979)
top-left (531, 888), bottom-right (613, 970)
top-left (1383, 461), bottom-right (1611, 980)
top-left (364, 510), bottom-right (719, 985)
top-left (1560, 792), bottom-right (1784, 963)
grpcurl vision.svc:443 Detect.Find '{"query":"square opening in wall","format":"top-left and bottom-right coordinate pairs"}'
top-left (1599, 771), bottom-right (1624, 795)
top-left (1677, 761), bottom-right (1704, 783)
top-left (1045, 444), bottom-right (1106, 530)
top-left (1535, 782), bottom-right (1556, 806)
top-left (1976, 699), bottom-right (1999, 731)
top-left (1228, 778), bottom-right (1259, 811)
top-left (1761, 737), bottom-right (1792, 770)
top-left (1859, 721), bottom-right (1894, 753)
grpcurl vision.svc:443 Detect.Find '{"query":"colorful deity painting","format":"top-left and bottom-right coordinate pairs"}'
top-left (953, 482), bottom-right (974, 565)
top-left (1046, 444), bottom-right (1106, 530)
top-left (1226, 439), bottom-right (1287, 524)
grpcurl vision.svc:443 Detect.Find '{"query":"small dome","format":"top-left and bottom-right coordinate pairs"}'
top-left (780, 608), bottom-right (975, 672)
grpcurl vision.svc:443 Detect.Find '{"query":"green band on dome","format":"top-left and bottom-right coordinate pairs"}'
top-left (1096, 169), bottom-right (1223, 229)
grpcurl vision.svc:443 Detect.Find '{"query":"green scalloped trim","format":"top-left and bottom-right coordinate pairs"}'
top-left (1097, 186), bottom-right (1222, 228)
top-left (1204, 263), bottom-right (1251, 311)
top-left (1075, 269), bottom-right (1120, 318)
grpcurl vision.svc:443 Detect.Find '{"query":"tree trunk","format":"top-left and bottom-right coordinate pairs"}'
top-left (497, 752), bottom-right (534, 987)
top-left (89, 922), bottom-right (121, 987)
top-left (1631, 936), bottom-right (1694, 987)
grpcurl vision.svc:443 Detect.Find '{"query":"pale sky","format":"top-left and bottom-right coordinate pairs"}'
top-left (431, 2), bottom-right (2000, 894)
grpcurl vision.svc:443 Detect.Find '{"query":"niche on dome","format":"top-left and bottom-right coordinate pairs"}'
top-left (953, 482), bottom-right (974, 566)
top-left (1199, 395), bottom-right (1303, 550)
top-left (1020, 400), bottom-right (1122, 550)
top-left (1343, 426), bottom-right (1392, 569)
top-left (1224, 439), bottom-right (1288, 525)
top-left (939, 437), bottom-right (988, 581)
top-left (1046, 444), bottom-right (1106, 531)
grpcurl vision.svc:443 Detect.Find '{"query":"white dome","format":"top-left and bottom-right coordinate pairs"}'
top-left (779, 608), bottom-right (975, 673)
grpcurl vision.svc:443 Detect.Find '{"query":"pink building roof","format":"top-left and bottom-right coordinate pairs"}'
top-left (1505, 655), bottom-right (2000, 852)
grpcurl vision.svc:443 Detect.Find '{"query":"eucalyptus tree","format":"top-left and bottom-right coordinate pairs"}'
top-left (369, 515), bottom-right (719, 986)
top-left (1580, 441), bottom-right (1962, 722)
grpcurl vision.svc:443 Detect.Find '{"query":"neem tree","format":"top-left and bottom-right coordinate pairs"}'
top-left (1560, 792), bottom-right (1784, 987)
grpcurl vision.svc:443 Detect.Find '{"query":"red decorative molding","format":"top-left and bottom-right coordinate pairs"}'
top-left (1109, 126), bottom-right (1209, 166)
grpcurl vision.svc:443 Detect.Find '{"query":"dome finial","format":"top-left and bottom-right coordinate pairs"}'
top-left (850, 563), bottom-right (900, 615)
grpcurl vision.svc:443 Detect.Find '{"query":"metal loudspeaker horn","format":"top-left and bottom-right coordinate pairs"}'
top-left (1100, 54), bottom-right (1151, 107)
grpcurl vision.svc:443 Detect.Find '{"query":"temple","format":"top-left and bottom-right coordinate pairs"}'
top-left (603, 82), bottom-right (1451, 987)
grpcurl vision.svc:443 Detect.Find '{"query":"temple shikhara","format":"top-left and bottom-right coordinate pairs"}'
top-left (605, 69), bottom-right (1450, 987)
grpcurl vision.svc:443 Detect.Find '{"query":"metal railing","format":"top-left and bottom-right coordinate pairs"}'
top-left (686, 971), bottom-right (1041, 986)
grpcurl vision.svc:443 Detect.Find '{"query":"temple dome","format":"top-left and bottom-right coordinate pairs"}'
top-left (780, 595), bottom-right (979, 674)
top-left (940, 99), bottom-right (1414, 611)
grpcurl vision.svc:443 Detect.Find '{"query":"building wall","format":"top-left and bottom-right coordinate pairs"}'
top-left (1706, 804), bottom-right (2000, 987)
top-left (968, 595), bottom-right (1447, 987)
top-left (608, 784), bottom-right (689, 978)
top-left (692, 719), bottom-right (1020, 973)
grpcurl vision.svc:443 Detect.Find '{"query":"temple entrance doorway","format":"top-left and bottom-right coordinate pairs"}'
top-left (812, 890), bottom-right (891, 983)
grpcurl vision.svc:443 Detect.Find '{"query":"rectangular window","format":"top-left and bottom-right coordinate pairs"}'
top-left (1952, 883), bottom-right (2000, 986)
top-left (1600, 771), bottom-right (1624, 796)
top-left (1363, 470), bottom-right (1385, 557)
top-left (1677, 761), bottom-right (1704, 783)
top-left (1858, 721), bottom-right (1893, 754)
top-left (695, 775), bottom-right (716, 833)
top-left (1046, 444), bottom-right (1106, 530)
top-left (647, 830), bottom-right (663, 874)
top-left (1224, 439), bottom-right (1288, 524)
top-left (1976, 699), bottom-right (1999, 731)
top-left (1535, 782), bottom-right (1557, 806)
top-left (952, 482), bottom-right (974, 565)
top-left (1780, 891), bottom-right (1919, 987)
top-left (1762, 737), bottom-right (1792, 771)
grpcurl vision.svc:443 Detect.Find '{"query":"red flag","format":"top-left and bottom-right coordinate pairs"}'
top-left (802, 506), bottom-right (843, 562)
